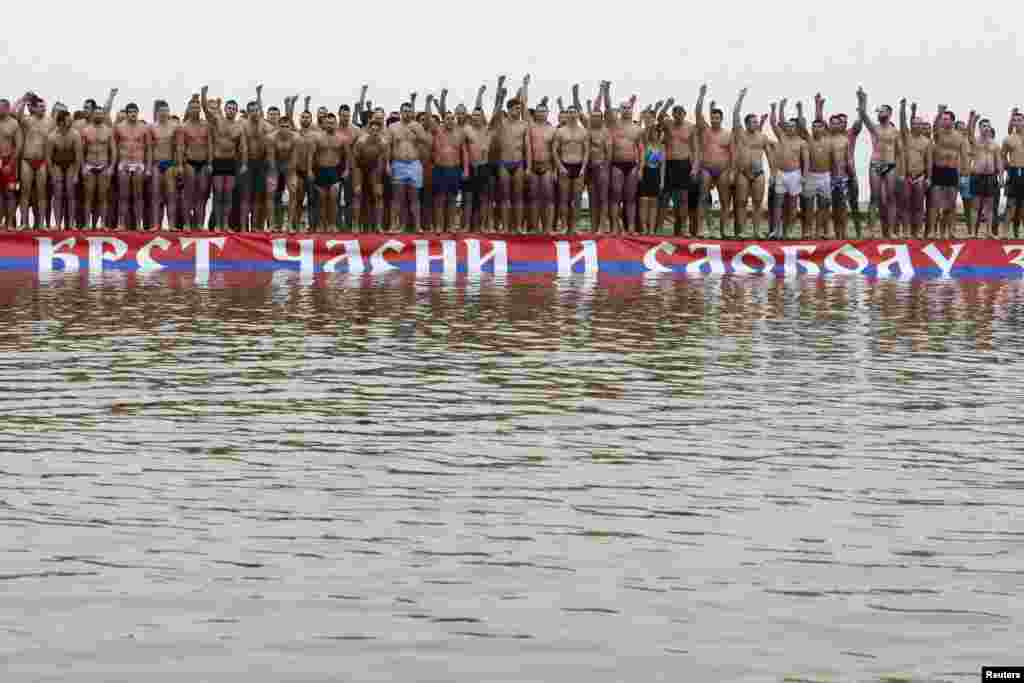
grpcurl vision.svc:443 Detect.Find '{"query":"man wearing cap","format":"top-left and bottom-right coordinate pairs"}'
top-left (856, 88), bottom-right (900, 238)
top-left (114, 102), bottom-right (150, 230)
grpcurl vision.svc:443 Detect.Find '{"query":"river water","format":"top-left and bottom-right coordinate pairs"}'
top-left (1, 270), bottom-right (1021, 682)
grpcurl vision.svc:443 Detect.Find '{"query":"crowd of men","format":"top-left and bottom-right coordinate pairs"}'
top-left (1, 76), bottom-right (1024, 240)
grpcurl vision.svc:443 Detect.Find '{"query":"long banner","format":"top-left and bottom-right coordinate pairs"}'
top-left (4, 231), bottom-right (1024, 279)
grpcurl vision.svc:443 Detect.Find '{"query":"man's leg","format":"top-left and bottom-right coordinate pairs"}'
top-left (406, 185), bottom-right (420, 232)
top-left (816, 187), bottom-right (831, 240)
top-left (608, 166), bottom-right (625, 234)
top-left (132, 173), bottom-right (145, 231)
top-left (733, 173), bottom-right (749, 238)
top-left (19, 162), bottom-right (37, 229)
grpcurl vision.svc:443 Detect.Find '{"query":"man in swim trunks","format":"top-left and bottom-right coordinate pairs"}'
top-left (388, 102), bottom-right (431, 232)
top-left (202, 87), bottom-right (248, 231)
top-left (148, 100), bottom-right (179, 230)
top-left (972, 118), bottom-right (1002, 238)
top-left (825, 108), bottom-right (854, 240)
top-left (179, 96), bottom-right (212, 229)
top-left (336, 104), bottom-right (360, 230)
top-left (114, 102), bottom-right (150, 231)
top-left (266, 112), bottom-right (297, 232)
top-left (45, 108), bottom-right (83, 231)
top-left (900, 100), bottom-right (933, 239)
top-left (929, 106), bottom-right (968, 239)
top-left (309, 112), bottom-right (350, 232)
top-left (0, 99), bottom-right (23, 230)
top-left (18, 92), bottom-right (55, 229)
top-left (732, 88), bottom-right (771, 239)
top-left (292, 108), bottom-right (320, 231)
top-left (527, 103), bottom-right (557, 233)
top-left (1001, 112), bottom-right (1024, 238)
top-left (769, 99), bottom-right (809, 239)
top-left (81, 100), bottom-right (117, 230)
top-left (491, 77), bottom-right (530, 234)
top-left (241, 98), bottom-right (274, 231)
top-left (351, 117), bottom-right (389, 232)
top-left (604, 82), bottom-right (643, 234)
top-left (696, 86), bottom-right (734, 238)
top-left (462, 106), bottom-right (494, 232)
top-left (956, 116), bottom-right (978, 233)
top-left (553, 105), bottom-right (589, 234)
top-left (857, 88), bottom-right (900, 238)
top-left (584, 87), bottom-right (612, 233)
top-left (662, 92), bottom-right (702, 237)
top-left (424, 96), bottom-right (468, 233)
top-left (803, 118), bottom-right (836, 240)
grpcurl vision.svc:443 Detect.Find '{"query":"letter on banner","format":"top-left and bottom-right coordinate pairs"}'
top-left (36, 237), bottom-right (79, 274)
top-left (555, 240), bottom-right (598, 275)
top-left (823, 243), bottom-right (869, 274)
top-left (370, 239), bottom-right (405, 274)
top-left (272, 238), bottom-right (315, 276)
top-left (137, 237), bottom-right (171, 271)
top-left (86, 237), bottom-right (128, 272)
top-left (465, 239), bottom-right (508, 275)
top-left (876, 244), bottom-right (915, 278)
top-left (685, 243), bottom-right (725, 275)
top-left (179, 237), bottom-right (226, 271)
top-left (643, 242), bottom-right (676, 273)
top-left (731, 244), bottom-right (776, 275)
top-left (781, 244), bottom-right (819, 276)
top-left (414, 240), bottom-right (457, 276)
top-left (922, 242), bottom-right (964, 278)
top-left (323, 240), bottom-right (365, 274)
top-left (1004, 245), bottom-right (1024, 270)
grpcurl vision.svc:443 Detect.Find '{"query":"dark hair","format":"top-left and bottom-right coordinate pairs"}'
top-left (744, 113), bottom-right (758, 125)
top-left (267, 106), bottom-right (280, 114)
top-left (125, 102), bottom-right (139, 113)
top-left (472, 107), bottom-right (484, 114)
top-left (339, 104), bottom-right (351, 112)
top-left (324, 112), bottom-right (336, 120)
top-left (225, 100), bottom-right (238, 107)
top-left (813, 118), bottom-right (826, 126)
top-left (710, 108), bottom-right (724, 116)
top-left (84, 98), bottom-right (97, 108)
top-left (155, 99), bottom-right (169, 109)
top-left (506, 98), bottom-right (521, 109)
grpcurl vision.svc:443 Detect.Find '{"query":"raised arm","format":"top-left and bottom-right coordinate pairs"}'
top-left (492, 75), bottom-right (506, 121)
top-left (856, 87), bottom-right (877, 136)
top-left (356, 85), bottom-right (368, 122)
top-left (899, 98), bottom-right (908, 139)
top-left (409, 92), bottom-right (418, 113)
top-left (256, 84), bottom-right (264, 117)
top-left (521, 73), bottom-right (530, 109)
top-left (795, 101), bottom-right (811, 141)
top-left (556, 96), bottom-right (565, 114)
top-left (424, 94), bottom-right (438, 132)
top-left (475, 84), bottom-right (486, 113)
top-left (572, 83), bottom-right (582, 113)
top-left (103, 88), bottom-right (118, 118)
top-left (967, 110), bottom-right (978, 145)
top-left (770, 101), bottom-right (781, 140)
top-left (695, 84), bottom-right (708, 129)
top-left (439, 88), bottom-right (448, 117)
top-left (732, 88), bottom-right (747, 137)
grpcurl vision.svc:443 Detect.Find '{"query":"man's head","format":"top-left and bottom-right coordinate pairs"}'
top-left (443, 111), bottom-right (456, 130)
top-left (372, 108), bottom-right (386, 126)
top-left (278, 116), bottom-right (294, 133)
top-left (830, 113), bottom-right (848, 133)
top-left (92, 105), bottom-right (107, 125)
top-left (506, 98), bottom-right (522, 120)
top-left (781, 117), bottom-right (798, 136)
top-left (125, 102), bottom-right (140, 123)
top-left (941, 111), bottom-right (955, 130)
top-left (267, 106), bottom-right (280, 126)
top-left (339, 104), bottom-right (351, 126)
top-left (245, 101), bottom-right (261, 120)
top-left (979, 118), bottom-right (994, 139)
top-left (316, 105), bottom-right (328, 126)
top-left (30, 97), bottom-right (46, 117)
top-left (619, 102), bottom-right (633, 121)
top-left (672, 105), bottom-right (686, 124)
top-left (590, 108), bottom-right (604, 128)
top-left (400, 102), bottom-right (414, 123)
top-left (745, 112), bottom-right (759, 133)
top-left (300, 110), bottom-right (313, 129)
top-left (186, 99), bottom-right (202, 121)
top-left (471, 107), bottom-right (485, 127)
top-left (455, 104), bottom-right (468, 125)
top-left (709, 107), bottom-right (724, 128)
top-left (0, 99), bottom-right (9, 118)
top-left (565, 106), bottom-right (579, 126)
top-left (954, 119), bottom-right (967, 132)
top-left (533, 105), bottom-right (549, 124)
top-left (83, 98), bottom-right (97, 114)
top-left (225, 100), bottom-right (239, 119)
top-left (155, 100), bottom-right (170, 123)
top-left (911, 116), bottom-right (927, 135)
top-left (1012, 113), bottom-right (1024, 132)
top-left (322, 112), bottom-right (337, 132)
top-left (367, 119), bottom-right (383, 138)
top-left (876, 104), bottom-right (892, 124)
top-left (55, 109), bottom-right (71, 130)
top-left (811, 118), bottom-right (827, 138)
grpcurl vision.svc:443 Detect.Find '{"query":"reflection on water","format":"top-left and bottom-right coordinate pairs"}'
top-left (1, 272), bottom-right (1022, 682)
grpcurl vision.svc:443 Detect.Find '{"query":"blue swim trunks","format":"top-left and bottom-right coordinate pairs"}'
top-left (391, 159), bottom-right (423, 189)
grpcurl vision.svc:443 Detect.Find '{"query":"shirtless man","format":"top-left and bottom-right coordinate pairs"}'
top-left (336, 104), bottom-right (360, 229)
top-left (388, 102), bottom-right (431, 232)
top-left (527, 103), bottom-right (557, 232)
top-left (81, 101), bottom-right (117, 230)
top-left (463, 101), bottom-right (494, 232)
top-left (803, 116), bottom-right (836, 240)
top-left (148, 100), bottom-right (179, 230)
top-left (857, 89), bottom-right (900, 238)
top-left (769, 99), bottom-right (809, 239)
top-left (820, 99), bottom-right (856, 239)
top-left (553, 105), bottom-right (589, 234)
top-left (696, 86), bottom-right (735, 238)
top-left (179, 96), bottom-right (212, 229)
top-left (309, 113), bottom-right (351, 232)
top-left (604, 82), bottom-right (643, 234)
top-left (424, 95), bottom-right (468, 233)
top-left (492, 76), bottom-right (531, 234)
top-left (266, 106), bottom-right (297, 231)
top-left (929, 106), bottom-right (969, 239)
top-left (45, 109), bottom-right (83, 231)
top-left (292, 107), bottom-right (320, 231)
top-left (241, 92), bottom-right (274, 231)
top-left (114, 102), bottom-right (150, 231)
top-left (1002, 112), bottom-right (1024, 238)
top-left (662, 91), bottom-right (702, 237)
top-left (971, 118), bottom-right (1002, 238)
top-left (899, 99), bottom-right (932, 239)
top-left (731, 88), bottom-right (770, 238)
top-left (202, 87), bottom-right (248, 231)
top-left (352, 114), bottom-right (389, 231)
top-left (18, 92), bottom-right (55, 229)
top-left (0, 99), bottom-right (23, 229)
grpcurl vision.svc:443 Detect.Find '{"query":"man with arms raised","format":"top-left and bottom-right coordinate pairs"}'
top-left (585, 87), bottom-right (611, 233)
top-left (553, 104), bottom-right (589, 234)
top-left (352, 113), bottom-right (389, 232)
top-left (81, 98), bottom-right (117, 230)
top-left (857, 89), bottom-right (900, 238)
top-left (148, 100), bottom-right (179, 230)
top-left (768, 99), bottom-right (808, 239)
top-left (45, 107), bottom-right (83, 231)
top-left (17, 92), bottom-right (55, 229)
top-left (266, 101), bottom-right (298, 231)
top-left (201, 86), bottom-right (247, 231)
top-left (114, 102), bottom-right (150, 231)
top-left (388, 102), bottom-right (431, 232)
top-left (463, 100), bottom-right (494, 232)
top-left (336, 104), bottom-right (360, 230)
top-left (928, 105), bottom-right (968, 239)
top-left (0, 99), bottom-right (22, 229)
top-left (492, 75), bottom-right (530, 233)
top-left (900, 99), bottom-right (931, 239)
top-left (731, 88), bottom-right (770, 238)
top-left (696, 86), bottom-right (734, 238)
top-left (179, 96), bottom-right (213, 229)
top-left (424, 95), bottom-right (468, 233)
top-left (663, 91), bottom-right (701, 237)
top-left (309, 113), bottom-right (350, 232)
top-left (603, 82), bottom-right (642, 234)
top-left (241, 89), bottom-right (274, 231)
top-left (802, 116), bottom-right (836, 240)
